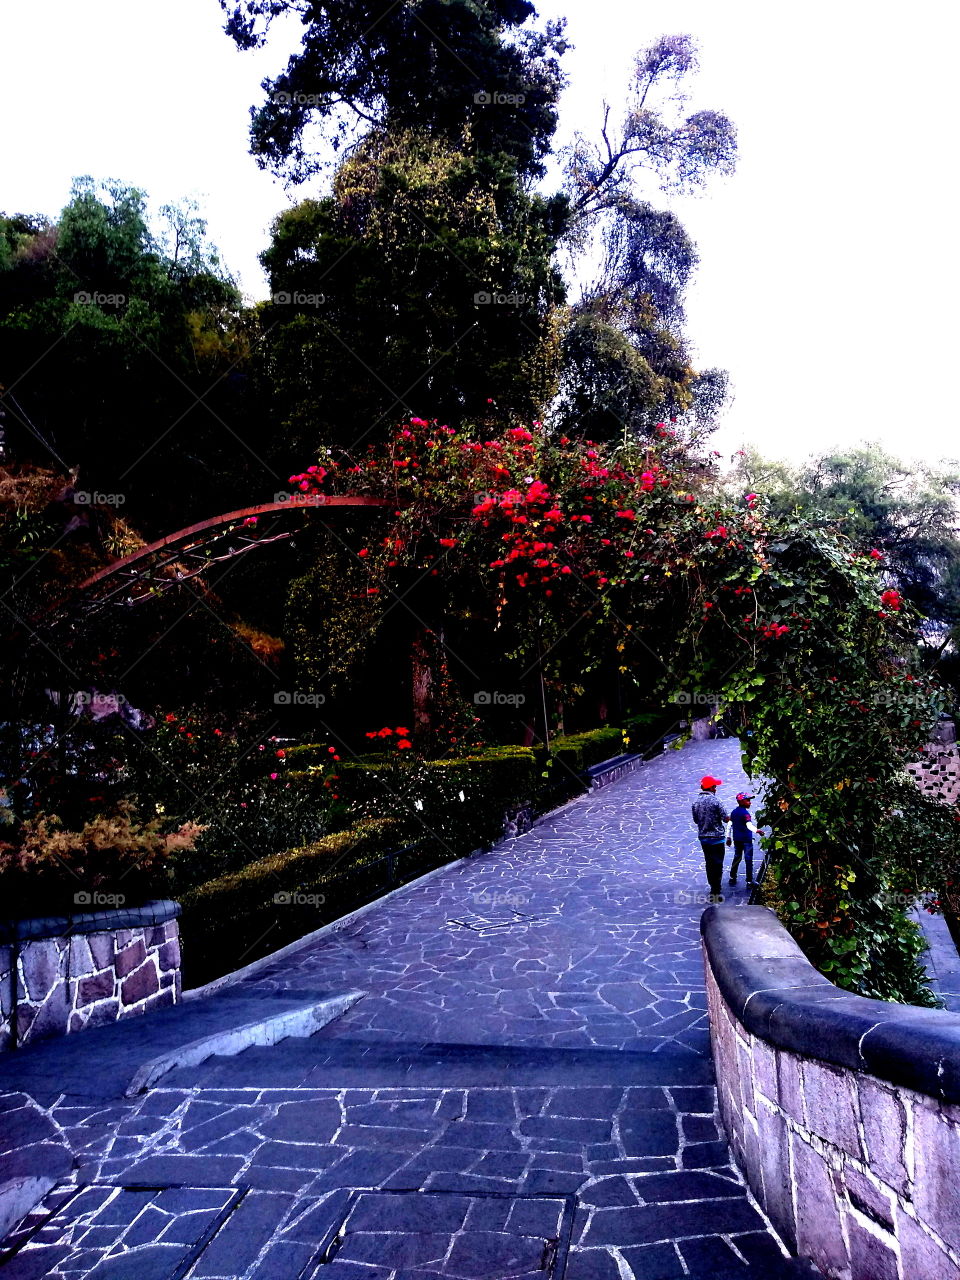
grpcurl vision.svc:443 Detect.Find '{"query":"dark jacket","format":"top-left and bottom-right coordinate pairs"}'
top-left (692, 794), bottom-right (730, 842)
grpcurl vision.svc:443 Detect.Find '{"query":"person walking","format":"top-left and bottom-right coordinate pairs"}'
top-left (728, 792), bottom-right (758, 887)
top-left (692, 775), bottom-right (731, 901)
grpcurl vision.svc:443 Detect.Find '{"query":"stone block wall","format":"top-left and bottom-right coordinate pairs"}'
top-left (0, 901), bottom-right (181, 1050)
top-left (703, 904), bottom-right (960, 1280)
top-left (586, 753), bottom-right (645, 790)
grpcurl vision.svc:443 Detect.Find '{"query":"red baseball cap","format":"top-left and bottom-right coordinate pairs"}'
top-left (700, 775), bottom-right (723, 789)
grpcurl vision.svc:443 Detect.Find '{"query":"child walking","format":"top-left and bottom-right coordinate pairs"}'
top-left (727, 792), bottom-right (758, 886)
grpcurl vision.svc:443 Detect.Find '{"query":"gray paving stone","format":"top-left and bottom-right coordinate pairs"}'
top-left (681, 1141), bottom-right (730, 1169)
top-left (3, 741), bottom-right (805, 1278)
top-left (188, 1192), bottom-right (293, 1277)
top-left (619, 1242), bottom-right (686, 1278)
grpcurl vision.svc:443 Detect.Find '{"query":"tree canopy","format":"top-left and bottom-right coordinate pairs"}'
top-left (222, 0), bottom-right (569, 180)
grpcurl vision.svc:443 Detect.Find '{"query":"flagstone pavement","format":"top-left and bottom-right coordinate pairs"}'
top-left (1, 739), bottom-right (819, 1280)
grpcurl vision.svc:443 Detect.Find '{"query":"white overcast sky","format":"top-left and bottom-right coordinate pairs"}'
top-left (3, 0), bottom-right (958, 466)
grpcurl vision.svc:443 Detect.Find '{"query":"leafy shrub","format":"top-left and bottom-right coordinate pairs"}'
top-left (544, 726), bottom-right (625, 776)
top-left (178, 818), bottom-right (398, 984)
top-left (330, 746), bottom-right (538, 856)
top-left (125, 713), bottom-right (346, 890)
top-left (0, 800), bottom-right (201, 917)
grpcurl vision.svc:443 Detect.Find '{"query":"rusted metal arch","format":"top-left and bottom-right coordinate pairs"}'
top-left (51, 495), bottom-right (392, 624)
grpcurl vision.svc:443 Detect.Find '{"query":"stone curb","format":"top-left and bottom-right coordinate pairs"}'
top-left (0, 1175), bottom-right (55, 1244)
top-left (124, 989), bottom-right (365, 1095)
top-left (702, 903), bottom-right (960, 1104)
top-left (1, 899), bottom-right (180, 942)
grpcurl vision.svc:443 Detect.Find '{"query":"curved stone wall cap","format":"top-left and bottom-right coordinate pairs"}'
top-left (702, 904), bottom-right (960, 1104)
top-left (0, 899), bottom-right (181, 942)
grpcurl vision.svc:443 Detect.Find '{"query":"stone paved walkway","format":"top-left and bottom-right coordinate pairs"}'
top-left (1, 740), bottom-right (817, 1280)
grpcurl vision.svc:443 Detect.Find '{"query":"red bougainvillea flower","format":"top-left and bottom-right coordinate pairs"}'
top-left (615, 509), bottom-right (636, 520)
top-left (243, 516), bottom-right (258, 526)
top-left (410, 417), bottom-right (429, 427)
top-left (745, 493), bottom-right (759, 509)
top-left (880, 589), bottom-right (902, 611)
top-left (869, 548), bottom-right (883, 560)
top-left (397, 739), bottom-right (413, 749)
top-left (438, 537), bottom-right (457, 547)
top-left (705, 527), bottom-right (729, 540)
top-left (357, 547), bottom-right (369, 557)
top-left (276, 749), bottom-right (285, 758)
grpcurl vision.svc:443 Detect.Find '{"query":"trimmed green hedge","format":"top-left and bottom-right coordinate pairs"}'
top-left (325, 745), bottom-right (539, 857)
top-left (180, 727), bottom-right (652, 984)
top-left (543, 726), bottom-right (626, 775)
top-left (179, 818), bottom-right (398, 986)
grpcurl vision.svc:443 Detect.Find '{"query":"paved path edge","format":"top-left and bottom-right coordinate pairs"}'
top-left (124, 989), bottom-right (366, 1095)
top-left (0, 1176), bottom-right (55, 1245)
top-left (180, 773), bottom-right (614, 1002)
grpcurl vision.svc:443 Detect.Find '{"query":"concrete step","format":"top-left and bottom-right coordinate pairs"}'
top-left (161, 1036), bottom-right (716, 1091)
top-left (0, 988), bottom-right (364, 1102)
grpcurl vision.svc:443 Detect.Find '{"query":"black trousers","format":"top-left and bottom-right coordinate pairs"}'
top-left (699, 839), bottom-right (725, 895)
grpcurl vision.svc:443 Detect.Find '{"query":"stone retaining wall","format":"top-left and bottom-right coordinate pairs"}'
top-left (702, 904), bottom-right (960, 1280)
top-left (0, 901), bottom-right (181, 1049)
top-left (585, 752), bottom-right (645, 790)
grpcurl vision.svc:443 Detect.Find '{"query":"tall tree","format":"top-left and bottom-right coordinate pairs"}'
top-left (260, 127), bottom-right (567, 452)
top-left (221, 0), bottom-right (568, 180)
top-left (556, 35), bottom-right (736, 441)
top-left (0, 179), bottom-right (265, 533)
